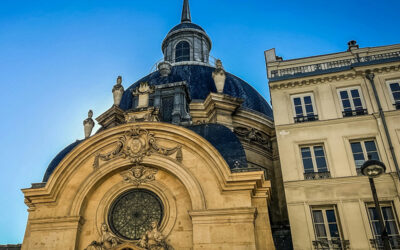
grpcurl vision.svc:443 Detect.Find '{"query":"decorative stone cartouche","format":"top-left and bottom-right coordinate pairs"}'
top-left (83, 110), bottom-right (95, 138)
top-left (158, 61), bottom-right (172, 77)
top-left (212, 59), bottom-right (226, 94)
top-left (112, 76), bottom-right (124, 106)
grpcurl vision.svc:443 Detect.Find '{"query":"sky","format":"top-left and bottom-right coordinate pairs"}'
top-left (0, 0), bottom-right (400, 244)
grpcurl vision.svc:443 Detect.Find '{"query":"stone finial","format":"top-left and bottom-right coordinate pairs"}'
top-left (347, 40), bottom-right (359, 51)
top-left (112, 76), bottom-right (124, 106)
top-left (132, 82), bottom-right (155, 108)
top-left (158, 61), bottom-right (172, 77)
top-left (83, 110), bottom-right (95, 138)
top-left (212, 59), bottom-right (226, 93)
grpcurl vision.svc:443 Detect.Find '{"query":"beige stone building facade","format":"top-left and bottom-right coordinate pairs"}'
top-left (19, 1), bottom-right (286, 249)
top-left (266, 42), bottom-right (400, 249)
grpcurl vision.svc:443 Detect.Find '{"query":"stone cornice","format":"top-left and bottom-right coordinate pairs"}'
top-left (275, 113), bottom-right (376, 130)
top-left (189, 207), bottom-right (257, 224)
top-left (269, 62), bottom-right (400, 90)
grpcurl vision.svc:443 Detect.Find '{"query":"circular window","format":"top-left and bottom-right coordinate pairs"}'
top-left (108, 189), bottom-right (163, 240)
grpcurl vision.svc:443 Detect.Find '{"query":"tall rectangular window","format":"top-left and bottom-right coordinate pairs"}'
top-left (387, 81), bottom-right (400, 110)
top-left (292, 94), bottom-right (318, 123)
top-left (350, 140), bottom-right (380, 173)
top-left (311, 207), bottom-right (348, 249)
top-left (301, 145), bottom-right (330, 179)
top-left (367, 203), bottom-right (400, 249)
top-left (338, 87), bottom-right (367, 117)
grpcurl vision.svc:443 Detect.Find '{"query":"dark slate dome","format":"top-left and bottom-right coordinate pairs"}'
top-left (119, 64), bottom-right (273, 118)
top-left (186, 124), bottom-right (248, 170)
top-left (43, 140), bottom-right (83, 182)
top-left (168, 22), bottom-right (205, 34)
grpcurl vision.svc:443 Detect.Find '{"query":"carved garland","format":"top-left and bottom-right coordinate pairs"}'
top-left (234, 127), bottom-right (271, 150)
top-left (93, 127), bottom-right (182, 169)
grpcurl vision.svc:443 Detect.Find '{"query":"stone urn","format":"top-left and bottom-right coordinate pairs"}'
top-left (212, 59), bottom-right (226, 94)
top-left (158, 61), bottom-right (172, 77)
top-left (112, 76), bottom-right (124, 106)
top-left (83, 110), bottom-right (95, 138)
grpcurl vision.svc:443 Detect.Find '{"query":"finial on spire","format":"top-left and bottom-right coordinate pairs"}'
top-left (181, 0), bottom-right (191, 23)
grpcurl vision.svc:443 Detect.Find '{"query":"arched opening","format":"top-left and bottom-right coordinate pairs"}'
top-left (175, 41), bottom-right (190, 62)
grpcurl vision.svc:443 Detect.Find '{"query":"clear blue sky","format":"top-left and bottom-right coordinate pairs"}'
top-left (1, 0), bottom-right (400, 244)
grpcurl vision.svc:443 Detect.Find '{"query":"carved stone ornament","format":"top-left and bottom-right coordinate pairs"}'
top-left (212, 59), bottom-right (226, 94)
top-left (85, 223), bottom-right (122, 250)
top-left (132, 82), bottom-right (155, 96)
top-left (93, 127), bottom-right (183, 169)
top-left (125, 108), bottom-right (160, 123)
top-left (234, 127), bottom-right (271, 149)
top-left (137, 221), bottom-right (173, 250)
top-left (121, 165), bottom-right (158, 186)
top-left (112, 76), bottom-right (125, 106)
top-left (84, 110), bottom-right (95, 138)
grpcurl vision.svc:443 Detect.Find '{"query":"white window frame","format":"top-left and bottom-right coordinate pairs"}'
top-left (365, 202), bottom-right (400, 244)
top-left (291, 93), bottom-right (318, 118)
top-left (336, 86), bottom-right (366, 112)
top-left (386, 79), bottom-right (400, 105)
top-left (311, 206), bottom-right (343, 243)
top-left (349, 139), bottom-right (381, 170)
top-left (300, 145), bottom-right (329, 173)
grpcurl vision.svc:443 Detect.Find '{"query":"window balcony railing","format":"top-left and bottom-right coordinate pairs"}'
top-left (342, 109), bottom-right (368, 117)
top-left (394, 102), bottom-right (400, 110)
top-left (294, 114), bottom-right (319, 123)
top-left (370, 235), bottom-right (400, 249)
top-left (304, 171), bottom-right (331, 180)
top-left (312, 239), bottom-right (350, 250)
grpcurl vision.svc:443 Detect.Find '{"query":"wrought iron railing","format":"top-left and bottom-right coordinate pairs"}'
top-left (294, 114), bottom-right (319, 123)
top-left (270, 51), bottom-right (400, 79)
top-left (312, 239), bottom-right (350, 250)
top-left (342, 109), bottom-right (368, 117)
top-left (370, 235), bottom-right (400, 249)
top-left (304, 171), bottom-right (331, 180)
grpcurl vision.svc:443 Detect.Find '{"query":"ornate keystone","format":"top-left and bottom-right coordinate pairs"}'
top-left (83, 110), bottom-right (95, 138)
top-left (158, 61), bottom-right (172, 77)
top-left (212, 59), bottom-right (226, 93)
top-left (112, 76), bottom-right (125, 106)
top-left (121, 165), bottom-right (158, 186)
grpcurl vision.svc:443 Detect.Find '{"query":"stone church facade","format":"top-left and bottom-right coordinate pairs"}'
top-left (19, 1), bottom-right (285, 249)
top-left (16, 1), bottom-right (400, 250)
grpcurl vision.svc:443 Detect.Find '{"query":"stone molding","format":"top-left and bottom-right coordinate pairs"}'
top-left (269, 62), bottom-right (400, 90)
top-left (189, 207), bottom-right (257, 224)
top-left (29, 216), bottom-right (84, 232)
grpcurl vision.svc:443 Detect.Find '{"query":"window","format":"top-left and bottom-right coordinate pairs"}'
top-left (387, 80), bottom-right (400, 110)
top-left (337, 87), bottom-right (367, 117)
top-left (311, 207), bottom-right (348, 250)
top-left (301, 145), bottom-right (330, 179)
top-left (350, 140), bottom-right (380, 174)
top-left (292, 93), bottom-right (318, 123)
top-left (175, 41), bottom-right (190, 62)
top-left (367, 203), bottom-right (400, 249)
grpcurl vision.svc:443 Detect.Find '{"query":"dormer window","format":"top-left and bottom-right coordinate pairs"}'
top-left (175, 41), bottom-right (190, 62)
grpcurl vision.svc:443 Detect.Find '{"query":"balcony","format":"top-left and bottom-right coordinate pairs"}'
top-left (269, 50), bottom-right (400, 81)
top-left (312, 239), bottom-right (350, 250)
top-left (370, 235), bottom-right (400, 249)
top-left (294, 114), bottom-right (319, 123)
top-left (342, 109), bottom-right (368, 117)
top-left (304, 171), bottom-right (331, 180)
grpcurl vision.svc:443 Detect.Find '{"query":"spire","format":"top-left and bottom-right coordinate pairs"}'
top-left (181, 0), bottom-right (191, 23)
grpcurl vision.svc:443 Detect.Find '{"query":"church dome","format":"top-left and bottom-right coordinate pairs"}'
top-left (119, 64), bottom-right (273, 118)
top-left (168, 22), bottom-right (205, 34)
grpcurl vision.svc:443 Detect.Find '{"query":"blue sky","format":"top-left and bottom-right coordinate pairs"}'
top-left (1, 0), bottom-right (400, 244)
